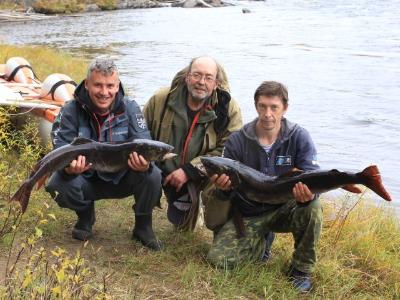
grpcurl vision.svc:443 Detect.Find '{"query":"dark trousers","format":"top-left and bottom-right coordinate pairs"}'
top-left (46, 168), bottom-right (162, 215)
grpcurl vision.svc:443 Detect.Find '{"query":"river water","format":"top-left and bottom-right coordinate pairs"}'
top-left (1, 0), bottom-right (399, 210)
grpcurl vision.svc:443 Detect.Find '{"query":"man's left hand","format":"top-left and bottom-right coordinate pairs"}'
top-left (293, 182), bottom-right (314, 203)
top-left (164, 168), bottom-right (188, 192)
top-left (128, 152), bottom-right (150, 172)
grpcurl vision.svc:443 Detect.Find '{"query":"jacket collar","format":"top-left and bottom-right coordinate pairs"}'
top-left (242, 117), bottom-right (298, 145)
top-left (166, 83), bottom-right (225, 124)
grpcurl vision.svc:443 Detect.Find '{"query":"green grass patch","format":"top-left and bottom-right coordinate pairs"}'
top-left (32, 0), bottom-right (85, 14)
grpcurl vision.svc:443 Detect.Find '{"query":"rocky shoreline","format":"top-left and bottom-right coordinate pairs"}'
top-left (3, 0), bottom-right (233, 15)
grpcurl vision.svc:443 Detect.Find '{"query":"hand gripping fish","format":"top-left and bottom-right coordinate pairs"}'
top-left (11, 138), bottom-right (176, 213)
top-left (200, 156), bottom-right (392, 204)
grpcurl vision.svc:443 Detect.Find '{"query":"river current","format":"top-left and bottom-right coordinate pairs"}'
top-left (1, 0), bottom-right (399, 210)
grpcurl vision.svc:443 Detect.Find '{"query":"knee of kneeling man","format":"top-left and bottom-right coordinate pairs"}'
top-left (308, 197), bottom-right (322, 210)
top-left (299, 198), bottom-right (323, 217)
top-left (46, 172), bottom-right (68, 193)
top-left (147, 167), bottom-right (162, 184)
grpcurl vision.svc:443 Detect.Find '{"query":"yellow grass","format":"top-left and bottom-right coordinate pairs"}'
top-left (1, 44), bottom-right (87, 83)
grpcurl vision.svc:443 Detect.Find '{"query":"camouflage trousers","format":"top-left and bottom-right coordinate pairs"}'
top-left (207, 198), bottom-right (323, 274)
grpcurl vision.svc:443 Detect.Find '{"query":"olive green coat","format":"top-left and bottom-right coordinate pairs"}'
top-left (143, 71), bottom-right (243, 175)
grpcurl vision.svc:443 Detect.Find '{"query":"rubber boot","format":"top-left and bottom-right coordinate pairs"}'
top-left (72, 202), bottom-right (95, 241)
top-left (132, 214), bottom-right (163, 251)
top-left (287, 266), bottom-right (313, 293)
top-left (261, 232), bottom-right (275, 262)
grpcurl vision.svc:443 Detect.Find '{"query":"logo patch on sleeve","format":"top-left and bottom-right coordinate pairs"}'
top-left (276, 155), bottom-right (292, 166)
top-left (136, 113), bottom-right (147, 130)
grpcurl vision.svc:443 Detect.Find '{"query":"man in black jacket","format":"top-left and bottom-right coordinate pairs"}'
top-left (46, 57), bottom-right (163, 250)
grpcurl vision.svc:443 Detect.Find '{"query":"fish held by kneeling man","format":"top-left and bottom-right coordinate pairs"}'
top-left (200, 156), bottom-right (392, 203)
top-left (11, 138), bottom-right (176, 213)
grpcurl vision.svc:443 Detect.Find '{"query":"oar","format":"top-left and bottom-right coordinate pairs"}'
top-left (0, 99), bottom-right (60, 110)
top-left (0, 82), bottom-right (42, 88)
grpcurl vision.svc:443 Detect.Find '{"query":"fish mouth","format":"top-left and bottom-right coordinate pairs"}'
top-left (196, 163), bottom-right (207, 175)
top-left (162, 153), bottom-right (177, 161)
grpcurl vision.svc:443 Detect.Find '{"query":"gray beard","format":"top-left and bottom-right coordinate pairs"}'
top-left (189, 89), bottom-right (210, 103)
top-left (191, 95), bottom-right (208, 103)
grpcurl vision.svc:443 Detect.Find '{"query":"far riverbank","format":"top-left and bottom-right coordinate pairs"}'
top-left (0, 0), bottom-right (230, 17)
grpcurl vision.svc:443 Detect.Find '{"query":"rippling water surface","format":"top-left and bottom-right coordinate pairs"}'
top-left (1, 0), bottom-right (399, 209)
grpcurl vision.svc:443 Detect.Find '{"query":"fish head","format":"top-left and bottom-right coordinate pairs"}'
top-left (133, 139), bottom-right (176, 161)
top-left (200, 156), bottom-right (241, 186)
top-left (201, 156), bottom-right (227, 176)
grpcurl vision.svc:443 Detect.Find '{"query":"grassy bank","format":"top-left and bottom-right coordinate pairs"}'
top-left (0, 0), bottom-right (120, 13)
top-left (1, 45), bottom-right (399, 298)
top-left (1, 44), bottom-right (87, 82)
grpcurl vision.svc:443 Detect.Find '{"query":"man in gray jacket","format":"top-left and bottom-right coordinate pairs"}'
top-left (207, 81), bottom-right (322, 292)
top-left (46, 58), bottom-right (163, 251)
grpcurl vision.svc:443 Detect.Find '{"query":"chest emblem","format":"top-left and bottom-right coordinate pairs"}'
top-left (276, 155), bottom-right (292, 166)
top-left (136, 113), bottom-right (147, 129)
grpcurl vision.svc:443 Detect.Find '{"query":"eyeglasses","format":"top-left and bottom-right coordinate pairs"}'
top-left (189, 72), bottom-right (217, 84)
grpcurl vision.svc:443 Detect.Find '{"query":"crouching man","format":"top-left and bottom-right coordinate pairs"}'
top-left (206, 81), bottom-right (322, 292)
top-left (46, 57), bottom-right (163, 251)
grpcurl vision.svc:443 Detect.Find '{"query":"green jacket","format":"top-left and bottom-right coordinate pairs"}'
top-left (143, 69), bottom-right (243, 179)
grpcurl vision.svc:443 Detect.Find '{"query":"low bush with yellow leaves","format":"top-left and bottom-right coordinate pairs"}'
top-left (0, 109), bottom-right (109, 298)
top-left (1, 204), bottom-right (109, 299)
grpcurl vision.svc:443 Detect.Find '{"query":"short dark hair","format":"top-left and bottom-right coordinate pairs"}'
top-left (254, 81), bottom-right (289, 106)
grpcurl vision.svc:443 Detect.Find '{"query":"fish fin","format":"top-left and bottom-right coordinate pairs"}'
top-left (278, 168), bottom-right (304, 178)
top-left (71, 137), bottom-right (94, 146)
top-left (10, 181), bottom-right (32, 213)
top-left (232, 205), bottom-right (246, 238)
top-left (36, 175), bottom-right (49, 190)
top-left (360, 165), bottom-right (392, 201)
top-left (228, 170), bottom-right (241, 187)
top-left (179, 182), bottom-right (200, 231)
top-left (103, 140), bottom-right (126, 145)
top-left (342, 184), bottom-right (362, 193)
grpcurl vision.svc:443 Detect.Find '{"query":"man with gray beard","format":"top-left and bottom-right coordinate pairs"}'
top-left (144, 56), bottom-right (243, 231)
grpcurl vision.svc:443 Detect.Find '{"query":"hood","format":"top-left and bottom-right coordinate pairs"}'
top-left (73, 80), bottom-right (126, 114)
top-left (241, 118), bottom-right (299, 145)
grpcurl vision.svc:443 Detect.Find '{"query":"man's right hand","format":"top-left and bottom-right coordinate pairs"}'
top-left (65, 155), bottom-right (92, 175)
top-left (211, 173), bottom-right (232, 191)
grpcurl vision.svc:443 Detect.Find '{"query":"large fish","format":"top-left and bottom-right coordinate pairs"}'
top-left (11, 138), bottom-right (176, 213)
top-left (200, 156), bottom-right (392, 204)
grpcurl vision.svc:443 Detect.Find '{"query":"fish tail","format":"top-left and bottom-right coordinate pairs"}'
top-left (36, 175), bottom-right (49, 191)
top-left (10, 181), bottom-right (32, 213)
top-left (360, 165), bottom-right (392, 201)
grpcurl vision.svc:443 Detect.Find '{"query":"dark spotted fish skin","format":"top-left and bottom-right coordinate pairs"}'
top-left (200, 156), bottom-right (392, 204)
top-left (11, 138), bottom-right (175, 212)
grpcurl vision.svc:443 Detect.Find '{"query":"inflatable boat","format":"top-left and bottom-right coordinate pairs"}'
top-left (0, 57), bottom-right (76, 145)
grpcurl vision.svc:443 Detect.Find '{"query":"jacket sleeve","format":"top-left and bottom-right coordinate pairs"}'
top-left (213, 132), bottom-right (244, 200)
top-left (143, 93), bottom-right (157, 139)
top-left (143, 88), bottom-right (172, 141)
top-left (125, 99), bottom-right (152, 140)
top-left (222, 131), bottom-right (243, 161)
top-left (295, 127), bottom-right (320, 171)
top-left (294, 127), bottom-right (320, 201)
top-left (51, 101), bottom-right (79, 149)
